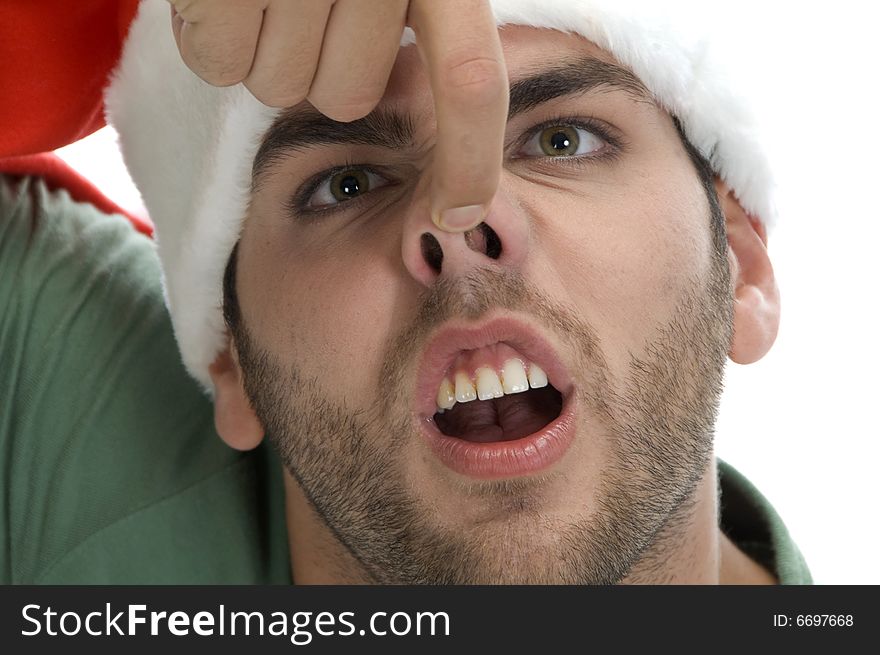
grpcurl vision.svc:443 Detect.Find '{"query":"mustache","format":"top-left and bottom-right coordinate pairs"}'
top-left (414, 266), bottom-right (532, 326)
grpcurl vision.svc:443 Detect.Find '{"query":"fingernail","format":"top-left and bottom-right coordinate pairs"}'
top-left (435, 205), bottom-right (485, 233)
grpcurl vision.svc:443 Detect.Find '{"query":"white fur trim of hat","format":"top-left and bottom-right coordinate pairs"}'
top-left (105, 0), bottom-right (776, 392)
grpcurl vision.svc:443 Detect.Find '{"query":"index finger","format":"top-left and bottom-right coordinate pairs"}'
top-left (408, 0), bottom-right (509, 232)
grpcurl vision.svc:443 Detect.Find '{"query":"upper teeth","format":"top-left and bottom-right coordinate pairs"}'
top-left (475, 367), bottom-right (504, 400)
top-left (454, 371), bottom-right (477, 403)
top-left (436, 359), bottom-right (548, 412)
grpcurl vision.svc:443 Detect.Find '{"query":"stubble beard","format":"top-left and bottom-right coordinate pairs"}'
top-left (233, 235), bottom-right (733, 584)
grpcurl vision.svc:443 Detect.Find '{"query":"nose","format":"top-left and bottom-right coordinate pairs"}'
top-left (401, 184), bottom-right (530, 287)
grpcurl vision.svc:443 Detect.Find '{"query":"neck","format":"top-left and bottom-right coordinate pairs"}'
top-left (283, 456), bottom-right (777, 585)
top-left (618, 457), bottom-right (776, 584)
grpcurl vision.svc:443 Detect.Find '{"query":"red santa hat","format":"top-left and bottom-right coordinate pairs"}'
top-left (0, 0), bottom-right (149, 235)
top-left (92, 0), bottom-right (777, 390)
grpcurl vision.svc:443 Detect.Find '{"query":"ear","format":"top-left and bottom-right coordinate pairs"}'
top-left (208, 340), bottom-right (265, 451)
top-left (716, 179), bottom-right (781, 364)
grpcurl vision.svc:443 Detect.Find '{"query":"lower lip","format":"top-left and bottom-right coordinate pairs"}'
top-left (419, 395), bottom-right (577, 480)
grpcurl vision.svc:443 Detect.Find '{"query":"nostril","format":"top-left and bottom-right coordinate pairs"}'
top-left (464, 222), bottom-right (503, 260)
top-left (420, 232), bottom-right (443, 274)
top-left (482, 223), bottom-right (502, 259)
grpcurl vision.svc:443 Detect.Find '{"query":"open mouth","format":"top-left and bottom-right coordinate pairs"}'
top-left (415, 318), bottom-right (576, 479)
top-left (433, 357), bottom-right (564, 443)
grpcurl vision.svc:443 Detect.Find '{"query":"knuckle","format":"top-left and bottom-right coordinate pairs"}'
top-left (440, 53), bottom-right (505, 101)
top-left (185, 42), bottom-right (250, 87)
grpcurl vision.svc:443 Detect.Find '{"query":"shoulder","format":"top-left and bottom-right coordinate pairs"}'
top-left (718, 458), bottom-right (813, 585)
top-left (0, 176), bottom-right (288, 583)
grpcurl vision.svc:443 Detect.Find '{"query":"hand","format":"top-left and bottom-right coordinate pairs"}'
top-left (167, 0), bottom-right (508, 232)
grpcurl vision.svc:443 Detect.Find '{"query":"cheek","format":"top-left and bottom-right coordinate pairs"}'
top-left (523, 165), bottom-right (714, 368)
top-left (240, 220), bottom-right (408, 405)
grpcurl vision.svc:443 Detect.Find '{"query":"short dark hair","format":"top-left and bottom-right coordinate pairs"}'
top-left (672, 117), bottom-right (726, 251)
top-left (222, 121), bottom-right (723, 337)
top-left (222, 241), bottom-right (243, 342)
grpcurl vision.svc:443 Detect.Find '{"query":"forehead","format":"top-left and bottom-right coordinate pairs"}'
top-left (382, 25), bottom-right (629, 109)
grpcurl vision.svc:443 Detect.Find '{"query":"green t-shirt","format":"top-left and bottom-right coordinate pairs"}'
top-left (0, 175), bottom-right (811, 584)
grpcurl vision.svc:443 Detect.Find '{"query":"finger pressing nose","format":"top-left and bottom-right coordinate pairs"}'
top-left (408, 0), bottom-right (510, 234)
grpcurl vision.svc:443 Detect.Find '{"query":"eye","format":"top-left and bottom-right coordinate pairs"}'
top-left (304, 167), bottom-right (391, 210)
top-left (518, 124), bottom-right (608, 159)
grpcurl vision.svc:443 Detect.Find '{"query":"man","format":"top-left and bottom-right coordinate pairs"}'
top-left (0, 0), bottom-right (810, 584)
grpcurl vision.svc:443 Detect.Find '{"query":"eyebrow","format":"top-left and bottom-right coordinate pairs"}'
top-left (508, 55), bottom-right (651, 115)
top-left (251, 55), bottom-right (652, 186)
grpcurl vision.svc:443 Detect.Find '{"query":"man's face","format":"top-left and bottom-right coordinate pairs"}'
top-left (232, 26), bottom-right (733, 583)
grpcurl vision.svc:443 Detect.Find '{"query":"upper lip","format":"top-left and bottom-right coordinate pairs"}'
top-left (413, 315), bottom-right (574, 418)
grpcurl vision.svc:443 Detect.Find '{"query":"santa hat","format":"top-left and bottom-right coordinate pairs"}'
top-left (0, 0), bottom-right (149, 235)
top-left (104, 0), bottom-right (776, 391)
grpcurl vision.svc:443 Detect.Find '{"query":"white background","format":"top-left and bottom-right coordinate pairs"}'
top-left (56, 1), bottom-right (879, 583)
